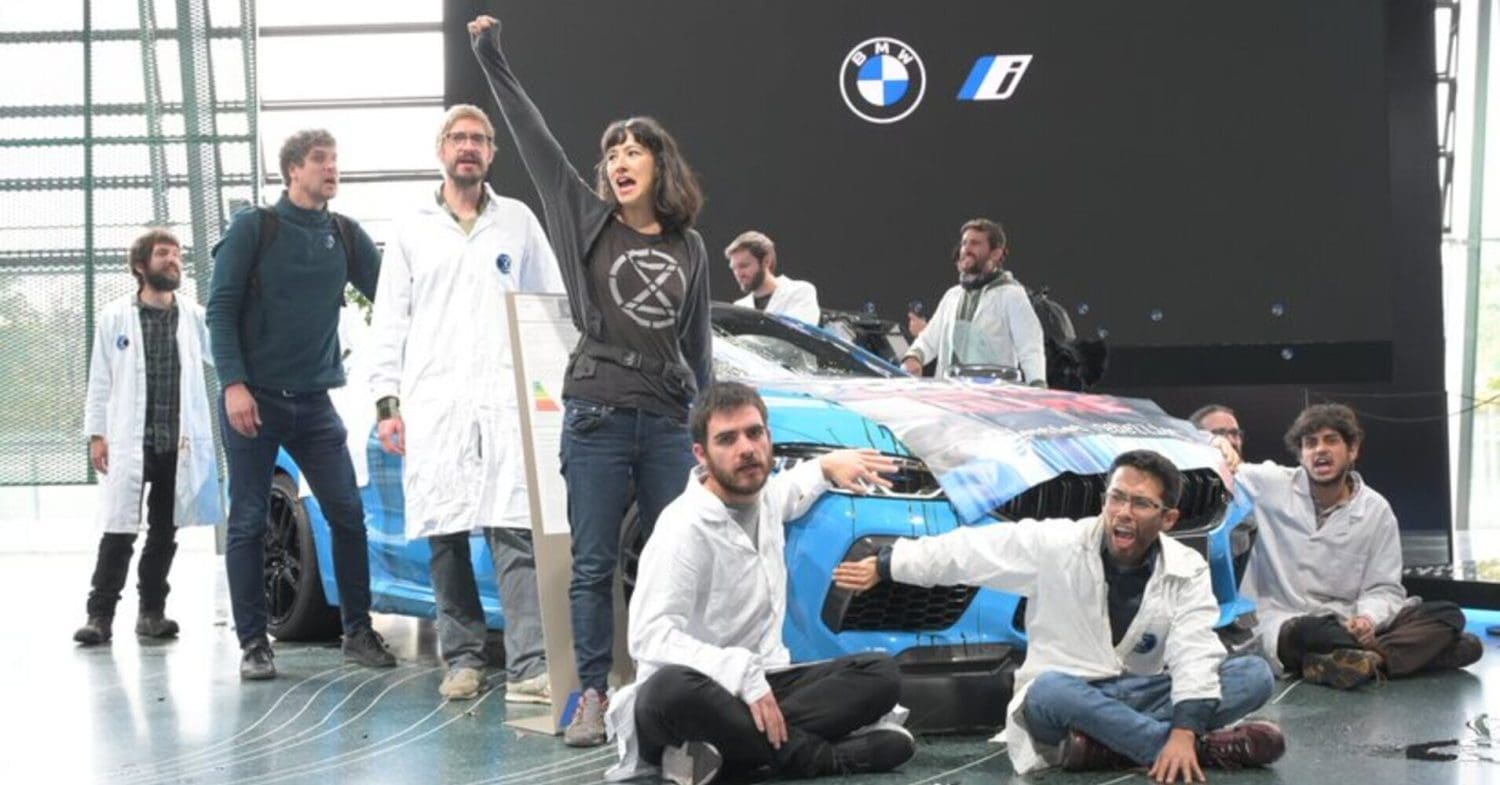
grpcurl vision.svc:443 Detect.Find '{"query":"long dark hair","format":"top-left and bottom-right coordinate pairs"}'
top-left (596, 116), bottom-right (704, 232)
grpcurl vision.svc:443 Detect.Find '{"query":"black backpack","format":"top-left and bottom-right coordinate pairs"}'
top-left (248, 206), bottom-right (360, 301)
top-left (1025, 284), bottom-right (1107, 392)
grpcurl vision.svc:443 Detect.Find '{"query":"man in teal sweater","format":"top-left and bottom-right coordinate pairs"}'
top-left (208, 129), bottom-right (393, 680)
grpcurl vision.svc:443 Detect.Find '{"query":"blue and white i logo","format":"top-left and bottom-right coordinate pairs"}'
top-left (958, 55), bottom-right (1034, 102)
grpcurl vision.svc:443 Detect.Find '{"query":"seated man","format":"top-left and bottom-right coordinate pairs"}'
top-left (608, 382), bottom-right (915, 785)
top-left (1229, 403), bottom-right (1482, 689)
top-left (835, 450), bottom-right (1285, 782)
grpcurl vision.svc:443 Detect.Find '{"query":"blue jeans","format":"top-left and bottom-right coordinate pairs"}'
top-left (222, 388), bottom-right (373, 647)
top-left (1023, 656), bottom-right (1274, 765)
top-left (559, 399), bottom-right (695, 693)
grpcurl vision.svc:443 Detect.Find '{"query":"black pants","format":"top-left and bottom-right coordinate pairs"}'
top-left (86, 447), bottom-right (178, 618)
top-left (634, 653), bottom-right (901, 779)
top-left (1277, 600), bottom-right (1467, 677)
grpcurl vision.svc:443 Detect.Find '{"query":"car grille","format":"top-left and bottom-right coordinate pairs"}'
top-left (996, 468), bottom-right (1227, 532)
top-left (824, 536), bottom-right (979, 632)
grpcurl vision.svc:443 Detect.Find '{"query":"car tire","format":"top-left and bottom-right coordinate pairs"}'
top-left (265, 471), bottom-right (341, 641)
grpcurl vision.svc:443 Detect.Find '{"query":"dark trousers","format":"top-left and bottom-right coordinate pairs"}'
top-left (634, 653), bottom-right (902, 779)
top-left (86, 447), bottom-right (179, 618)
top-left (221, 388), bottom-right (372, 647)
top-left (1277, 600), bottom-right (1468, 676)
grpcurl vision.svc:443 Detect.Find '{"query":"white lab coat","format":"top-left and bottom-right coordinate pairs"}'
top-left (733, 275), bottom-right (821, 325)
top-left (1236, 463), bottom-right (1414, 673)
top-left (905, 273), bottom-right (1046, 384)
top-left (83, 294), bottom-right (223, 533)
top-left (604, 460), bottom-right (831, 781)
top-left (367, 186), bottom-right (564, 538)
top-left (891, 517), bottom-right (1224, 774)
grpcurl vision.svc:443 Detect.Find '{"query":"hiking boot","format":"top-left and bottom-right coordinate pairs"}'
top-left (662, 740), bottom-right (722, 785)
top-left (343, 626), bottom-right (397, 668)
top-left (240, 639), bottom-right (277, 681)
top-left (135, 612), bottom-right (180, 639)
top-left (563, 688), bottom-right (608, 747)
top-left (438, 667), bottom-right (484, 700)
top-left (73, 616), bottom-right (113, 646)
top-left (1198, 720), bottom-right (1286, 769)
top-left (1058, 729), bottom-right (1135, 771)
top-left (1303, 648), bottom-right (1384, 689)
top-left (824, 722), bottom-right (916, 775)
top-left (1430, 633), bottom-right (1484, 671)
top-left (506, 671), bottom-right (551, 704)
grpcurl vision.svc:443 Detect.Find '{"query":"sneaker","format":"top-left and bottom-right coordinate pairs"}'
top-left (135, 612), bottom-right (180, 639)
top-left (1058, 729), bottom-right (1135, 771)
top-left (1198, 720), bottom-right (1286, 769)
top-left (73, 616), bottom-right (113, 646)
top-left (1430, 633), bottom-right (1484, 671)
top-left (662, 740), bottom-right (722, 785)
top-left (824, 722), bottom-right (916, 775)
top-left (563, 688), bottom-right (608, 747)
top-left (439, 667), bottom-right (484, 700)
top-left (1302, 648), bottom-right (1384, 689)
top-left (343, 626), bottom-right (397, 668)
top-left (506, 672), bottom-right (551, 704)
top-left (240, 640), bottom-right (277, 681)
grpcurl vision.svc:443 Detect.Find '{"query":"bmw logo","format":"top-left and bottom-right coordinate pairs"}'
top-left (839, 36), bottom-right (927, 124)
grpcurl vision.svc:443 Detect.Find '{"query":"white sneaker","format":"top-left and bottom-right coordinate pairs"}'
top-left (439, 667), bottom-right (484, 700)
top-left (662, 740), bottom-right (722, 785)
top-left (506, 671), bottom-right (551, 704)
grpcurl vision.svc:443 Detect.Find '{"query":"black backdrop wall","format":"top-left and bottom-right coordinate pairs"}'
top-left (444, 0), bottom-right (1451, 559)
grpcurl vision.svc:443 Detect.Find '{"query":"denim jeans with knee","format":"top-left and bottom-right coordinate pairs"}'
top-left (559, 398), bottom-right (694, 693)
top-left (1023, 656), bottom-right (1275, 765)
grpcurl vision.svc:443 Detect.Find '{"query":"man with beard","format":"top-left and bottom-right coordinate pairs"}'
top-left (1228, 403), bottom-right (1483, 689)
top-left (606, 382), bottom-right (914, 785)
top-left (725, 231), bottom-right (821, 325)
top-left (835, 450), bottom-right (1286, 781)
top-left (368, 105), bottom-right (563, 702)
top-left (901, 218), bottom-right (1045, 385)
top-left (209, 129), bottom-right (393, 680)
top-left (76, 228), bottom-right (223, 645)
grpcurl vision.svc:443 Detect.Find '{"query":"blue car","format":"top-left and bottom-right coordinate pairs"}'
top-left (263, 304), bottom-right (1256, 732)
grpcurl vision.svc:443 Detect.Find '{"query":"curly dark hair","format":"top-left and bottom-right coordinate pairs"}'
top-left (690, 382), bottom-right (768, 447)
top-left (1283, 403), bottom-right (1363, 456)
top-left (127, 228), bottom-right (180, 290)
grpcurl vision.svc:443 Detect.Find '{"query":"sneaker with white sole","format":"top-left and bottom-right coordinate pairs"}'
top-left (506, 672), bottom-right (551, 704)
top-left (563, 687), bottom-right (608, 747)
top-left (439, 667), bottom-right (484, 700)
top-left (662, 740), bottom-right (722, 785)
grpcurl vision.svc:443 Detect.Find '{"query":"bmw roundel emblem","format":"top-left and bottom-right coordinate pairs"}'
top-left (839, 36), bottom-right (927, 124)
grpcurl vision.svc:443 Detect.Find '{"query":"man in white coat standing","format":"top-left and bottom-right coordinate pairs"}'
top-left (368, 104), bottom-right (564, 702)
top-left (1231, 403), bottom-right (1482, 689)
top-left (725, 231), bottom-right (821, 325)
top-left (901, 218), bottom-right (1046, 385)
top-left (77, 228), bottom-right (223, 645)
top-left (836, 450), bottom-right (1285, 782)
top-left (607, 382), bottom-right (913, 785)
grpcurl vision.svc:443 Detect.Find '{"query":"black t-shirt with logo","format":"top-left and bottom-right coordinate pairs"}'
top-left (753, 293), bottom-right (772, 311)
top-left (566, 218), bottom-right (696, 419)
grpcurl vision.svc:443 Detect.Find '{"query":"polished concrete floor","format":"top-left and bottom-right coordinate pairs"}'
top-left (4, 548), bottom-right (1499, 785)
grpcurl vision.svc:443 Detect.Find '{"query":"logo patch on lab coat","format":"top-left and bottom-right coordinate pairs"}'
top-left (115, 335), bottom-right (129, 350)
top-left (1133, 632), bottom-right (1159, 654)
top-left (496, 253), bottom-right (512, 274)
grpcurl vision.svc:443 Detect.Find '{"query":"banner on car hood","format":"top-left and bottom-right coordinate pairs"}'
top-left (762, 378), bottom-right (1227, 523)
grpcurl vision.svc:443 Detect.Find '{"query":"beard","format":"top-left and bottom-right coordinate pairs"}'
top-left (708, 453), bottom-right (770, 497)
top-left (741, 268), bottom-right (767, 294)
top-left (144, 270), bottom-right (180, 292)
top-left (446, 159), bottom-right (486, 188)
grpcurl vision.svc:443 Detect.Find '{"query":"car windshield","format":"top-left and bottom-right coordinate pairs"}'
top-left (712, 305), bottom-right (896, 378)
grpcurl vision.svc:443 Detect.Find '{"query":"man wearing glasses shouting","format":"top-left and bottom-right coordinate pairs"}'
top-left (834, 450), bottom-right (1286, 783)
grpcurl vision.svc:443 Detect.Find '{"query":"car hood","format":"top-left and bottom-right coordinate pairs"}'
top-left (758, 377), bottom-right (1228, 523)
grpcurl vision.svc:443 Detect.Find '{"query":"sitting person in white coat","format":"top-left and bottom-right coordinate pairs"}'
top-left (726, 231), bottom-right (821, 325)
top-left (367, 104), bottom-right (564, 702)
top-left (1227, 403), bottom-right (1482, 689)
top-left (901, 218), bottom-right (1046, 385)
top-left (77, 228), bottom-right (224, 645)
top-left (607, 382), bottom-right (913, 785)
top-left (835, 450), bottom-right (1285, 782)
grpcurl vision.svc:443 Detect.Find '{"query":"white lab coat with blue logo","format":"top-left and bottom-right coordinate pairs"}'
top-left (83, 294), bottom-right (223, 533)
top-left (890, 517), bottom-right (1224, 774)
top-left (733, 275), bottom-right (821, 325)
top-left (367, 185), bottom-right (564, 538)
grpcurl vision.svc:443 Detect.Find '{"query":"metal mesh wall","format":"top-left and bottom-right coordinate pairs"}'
top-left (0, 0), bottom-right (259, 485)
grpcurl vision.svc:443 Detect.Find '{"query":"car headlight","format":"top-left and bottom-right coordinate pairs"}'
top-left (773, 443), bottom-right (943, 499)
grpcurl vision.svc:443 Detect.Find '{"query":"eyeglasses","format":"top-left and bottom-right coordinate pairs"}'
top-left (1210, 427), bottom-right (1244, 441)
top-left (444, 131), bottom-right (494, 147)
top-left (1103, 488), bottom-right (1168, 514)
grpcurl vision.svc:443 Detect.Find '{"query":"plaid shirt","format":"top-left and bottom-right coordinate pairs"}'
top-left (137, 297), bottom-right (181, 453)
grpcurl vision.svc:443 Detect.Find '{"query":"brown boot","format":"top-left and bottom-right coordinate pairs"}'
top-left (74, 616), bottom-right (113, 646)
top-left (135, 612), bottom-right (180, 639)
top-left (1302, 648), bottom-right (1384, 689)
top-left (1198, 720), bottom-right (1287, 769)
top-left (1058, 730), bottom-right (1135, 771)
top-left (1429, 633), bottom-right (1484, 671)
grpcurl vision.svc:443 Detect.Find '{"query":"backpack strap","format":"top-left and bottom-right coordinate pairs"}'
top-left (249, 206), bottom-right (279, 296)
top-left (330, 211), bottom-right (357, 273)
